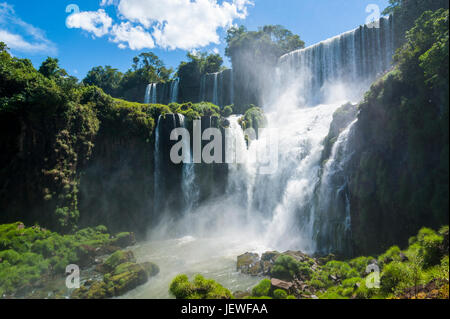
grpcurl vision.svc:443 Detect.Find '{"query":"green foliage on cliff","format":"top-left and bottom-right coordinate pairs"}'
top-left (348, 8), bottom-right (449, 254)
top-left (169, 274), bottom-right (233, 299)
top-left (383, 0), bottom-right (448, 46)
top-left (313, 226), bottom-right (449, 299)
top-left (0, 222), bottom-right (129, 297)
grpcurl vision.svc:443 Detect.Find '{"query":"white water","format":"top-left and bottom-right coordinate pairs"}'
top-left (145, 83), bottom-right (157, 104)
top-left (179, 115), bottom-right (199, 214)
top-left (153, 115), bottom-right (162, 213)
top-left (170, 79), bottom-right (179, 104)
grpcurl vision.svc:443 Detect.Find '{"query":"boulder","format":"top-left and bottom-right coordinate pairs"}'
top-left (283, 251), bottom-right (310, 263)
top-left (98, 250), bottom-right (136, 273)
top-left (237, 253), bottom-right (261, 275)
top-left (111, 232), bottom-right (136, 248)
top-left (105, 262), bottom-right (149, 296)
top-left (142, 261), bottom-right (160, 277)
top-left (261, 251), bottom-right (280, 263)
top-left (271, 278), bottom-right (294, 293)
top-left (71, 281), bottom-right (113, 299)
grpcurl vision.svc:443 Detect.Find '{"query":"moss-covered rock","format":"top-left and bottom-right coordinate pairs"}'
top-left (237, 252), bottom-right (261, 275)
top-left (97, 250), bottom-right (136, 274)
top-left (106, 262), bottom-right (148, 296)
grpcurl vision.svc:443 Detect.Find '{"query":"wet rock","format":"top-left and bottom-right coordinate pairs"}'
top-left (105, 262), bottom-right (149, 296)
top-left (283, 251), bottom-right (309, 262)
top-left (72, 281), bottom-right (113, 300)
top-left (271, 278), bottom-right (294, 293)
top-left (73, 260), bottom-right (159, 299)
top-left (233, 291), bottom-right (251, 299)
top-left (237, 253), bottom-right (261, 275)
top-left (142, 262), bottom-right (160, 277)
top-left (261, 251), bottom-right (280, 263)
top-left (97, 250), bottom-right (136, 273)
top-left (111, 232), bottom-right (136, 248)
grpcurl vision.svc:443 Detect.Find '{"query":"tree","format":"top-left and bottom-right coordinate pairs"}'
top-left (38, 57), bottom-right (67, 78)
top-left (225, 24), bottom-right (304, 66)
top-left (83, 66), bottom-right (123, 96)
top-left (0, 42), bottom-right (8, 52)
top-left (204, 54), bottom-right (224, 74)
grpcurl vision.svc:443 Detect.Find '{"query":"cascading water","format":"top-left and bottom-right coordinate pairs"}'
top-left (313, 119), bottom-right (358, 255)
top-left (278, 16), bottom-right (395, 106)
top-left (198, 70), bottom-right (234, 107)
top-left (170, 79), bottom-right (179, 104)
top-left (212, 73), bottom-right (219, 106)
top-left (153, 115), bottom-right (162, 214)
top-left (179, 115), bottom-right (199, 214)
top-left (144, 84), bottom-right (152, 104)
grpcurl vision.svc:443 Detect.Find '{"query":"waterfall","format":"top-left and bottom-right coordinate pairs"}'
top-left (230, 69), bottom-right (235, 106)
top-left (145, 83), bottom-right (158, 104)
top-left (314, 119), bottom-right (358, 255)
top-left (199, 75), bottom-right (206, 102)
top-left (212, 73), bottom-right (219, 106)
top-left (153, 116), bottom-right (162, 214)
top-left (144, 84), bottom-right (152, 104)
top-left (170, 79), bottom-right (179, 104)
top-left (221, 18), bottom-right (397, 253)
top-left (197, 70), bottom-right (234, 107)
top-left (278, 16), bottom-right (395, 105)
top-left (179, 115), bottom-right (199, 214)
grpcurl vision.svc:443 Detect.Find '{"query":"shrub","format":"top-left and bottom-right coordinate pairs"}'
top-left (273, 289), bottom-right (288, 299)
top-left (271, 254), bottom-right (312, 281)
top-left (417, 228), bottom-right (444, 268)
top-left (169, 274), bottom-right (233, 299)
top-left (349, 256), bottom-right (375, 276)
top-left (380, 261), bottom-right (411, 295)
top-left (169, 275), bottom-right (194, 299)
top-left (252, 279), bottom-right (271, 297)
top-left (378, 246), bottom-right (402, 268)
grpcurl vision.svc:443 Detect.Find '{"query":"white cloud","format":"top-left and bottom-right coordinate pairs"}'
top-left (109, 22), bottom-right (155, 50)
top-left (66, 9), bottom-right (113, 38)
top-left (0, 2), bottom-right (57, 54)
top-left (68, 0), bottom-right (253, 51)
top-left (117, 0), bottom-right (253, 50)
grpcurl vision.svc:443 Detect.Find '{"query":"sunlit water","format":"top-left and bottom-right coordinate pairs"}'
top-left (120, 236), bottom-right (267, 299)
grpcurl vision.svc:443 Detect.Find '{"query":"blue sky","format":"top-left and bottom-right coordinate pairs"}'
top-left (0, 0), bottom-right (390, 79)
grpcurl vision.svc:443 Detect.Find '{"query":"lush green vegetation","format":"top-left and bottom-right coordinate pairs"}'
top-left (347, 8), bottom-right (449, 254)
top-left (0, 222), bottom-right (134, 297)
top-left (246, 226), bottom-right (448, 299)
top-left (383, 0), bottom-right (449, 48)
top-left (83, 52), bottom-right (173, 102)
